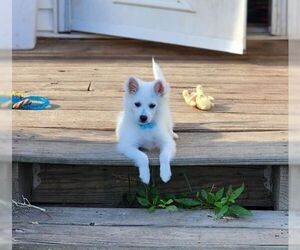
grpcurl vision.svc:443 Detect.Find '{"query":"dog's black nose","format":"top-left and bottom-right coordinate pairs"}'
top-left (140, 115), bottom-right (148, 123)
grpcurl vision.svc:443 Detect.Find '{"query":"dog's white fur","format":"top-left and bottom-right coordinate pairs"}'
top-left (116, 59), bottom-right (177, 184)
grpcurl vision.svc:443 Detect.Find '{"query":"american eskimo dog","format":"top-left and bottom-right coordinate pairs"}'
top-left (116, 59), bottom-right (177, 184)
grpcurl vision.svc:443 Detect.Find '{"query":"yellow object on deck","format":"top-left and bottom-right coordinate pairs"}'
top-left (182, 85), bottom-right (215, 111)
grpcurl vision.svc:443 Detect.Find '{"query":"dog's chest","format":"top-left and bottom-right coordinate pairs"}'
top-left (138, 130), bottom-right (160, 149)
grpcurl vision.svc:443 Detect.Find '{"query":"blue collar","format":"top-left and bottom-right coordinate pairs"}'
top-left (139, 122), bottom-right (156, 130)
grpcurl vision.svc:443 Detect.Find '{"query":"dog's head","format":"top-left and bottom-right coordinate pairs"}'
top-left (124, 76), bottom-right (167, 125)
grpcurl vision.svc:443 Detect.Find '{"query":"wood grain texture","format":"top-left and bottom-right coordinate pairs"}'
top-left (12, 39), bottom-right (288, 59)
top-left (13, 207), bottom-right (288, 249)
top-left (12, 244), bottom-right (289, 250)
top-left (12, 39), bottom-right (288, 166)
top-left (273, 166), bottom-right (288, 210)
top-left (12, 162), bottom-right (32, 202)
top-left (13, 129), bottom-right (287, 166)
top-left (27, 164), bottom-right (273, 207)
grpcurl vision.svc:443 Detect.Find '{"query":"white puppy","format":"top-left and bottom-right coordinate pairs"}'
top-left (116, 59), bottom-right (177, 184)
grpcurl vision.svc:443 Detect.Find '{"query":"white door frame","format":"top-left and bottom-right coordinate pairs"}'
top-left (270, 0), bottom-right (288, 36)
top-left (58, 0), bottom-right (71, 32)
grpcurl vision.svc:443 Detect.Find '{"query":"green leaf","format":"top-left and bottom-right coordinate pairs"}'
top-left (148, 206), bottom-right (156, 212)
top-left (226, 185), bottom-right (233, 196)
top-left (228, 198), bottom-right (236, 204)
top-left (229, 184), bottom-right (245, 201)
top-left (214, 201), bottom-right (223, 208)
top-left (215, 188), bottom-right (224, 201)
top-left (207, 192), bottom-right (215, 204)
top-left (201, 190), bottom-right (208, 201)
top-left (216, 205), bottom-right (229, 219)
top-left (229, 205), bottom-right (252, 217)
top-left (153, 195), bottom-right (160, 206)
top-left (221, 197), bottom-right (228, 205)
top-left (164, 199), bottom-right (174, 205)
top-left (159, 199), bottom-right (166, 205)
top-left (165, 205), bottom-right (178, 212)
top-left (174, 198), bottom-right (202, 208)
top-left (137, 197), bottom-right (150, 207)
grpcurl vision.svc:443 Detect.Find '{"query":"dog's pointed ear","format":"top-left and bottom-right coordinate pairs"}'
top-left (125, 76), bottom-right (139, 95)
top-left (154, 80), bottom-right (164, 96)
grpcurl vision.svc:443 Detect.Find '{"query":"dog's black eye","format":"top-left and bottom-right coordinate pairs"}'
top-left (149, 103), bottom-right (156, 109)
top-left (135, 102), bottom-right (141, 107)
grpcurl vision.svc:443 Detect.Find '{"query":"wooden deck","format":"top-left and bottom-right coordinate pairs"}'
top-left (12, 39), bottom-right (289, 249)
top-left (12, 39), bottom-right (288, 166)
top-left (13, 207), bottom-right (288, 249)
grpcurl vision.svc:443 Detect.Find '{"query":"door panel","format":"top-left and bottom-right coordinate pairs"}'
top-left (113, 0), bottom-right (195, 13)
top-left (71, 0), bottom-right (247, 54)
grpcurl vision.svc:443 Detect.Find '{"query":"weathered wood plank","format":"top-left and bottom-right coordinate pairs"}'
top-left (13, 110), bottom-right (287, 132)
top-left (12, 162), bottom-right (32, 202)
top-left (13, 127), bottom-right (287, 143)
top-left (13, 207), bottom-right (288, 229)
top-left (24, 164), bottom-right (272, 207)
top-left (273, 166), bottom-right (288, 210)
top-left (12, 207), bottom-right (288, 249)
top-left (12, 99), bottom-right (288, 114)
top-left (13, 130), bottom-right (288, 166)
top-left (12, 79), bottom-right (287, 93)
top-left (12, 59), bottom-right (288, 69)
top-left (11, 86), bottom-right (288, 102)
top-left (11, 76), bottom-right (289, 115)
top-left (12, 69), bottom-right (287, 82)
top-left (12, 39), bottom-right (288, 60)
top-left (12, 225), bottom-right (288, 249)
top-left (12, 65), bottom-right (288, 75)
top-left (12, 244), bottom-right (289, 250)
top-left (12, 80), bottom-right (287, 91)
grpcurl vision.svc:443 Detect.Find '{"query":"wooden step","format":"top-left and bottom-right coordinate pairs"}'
top-left (13, 129), bottom-right (287, 166)
top-left (12, 39), bottom-right (288, 210)
top-left (13, 163), bottom-right (288, 210)
top-left (12, 164), bottom-right (271, 208)
top-left (13, 207), bottom-right (288, 249)
top-left (12, 39), bottom-right (288, 167)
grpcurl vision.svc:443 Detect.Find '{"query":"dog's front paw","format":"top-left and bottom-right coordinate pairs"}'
top-left (137, 157), bottom-right (150, 184)
top-left (139, 168), bottom-right (150, 184)
top-left (160, 164), bottom-right (172, 183)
